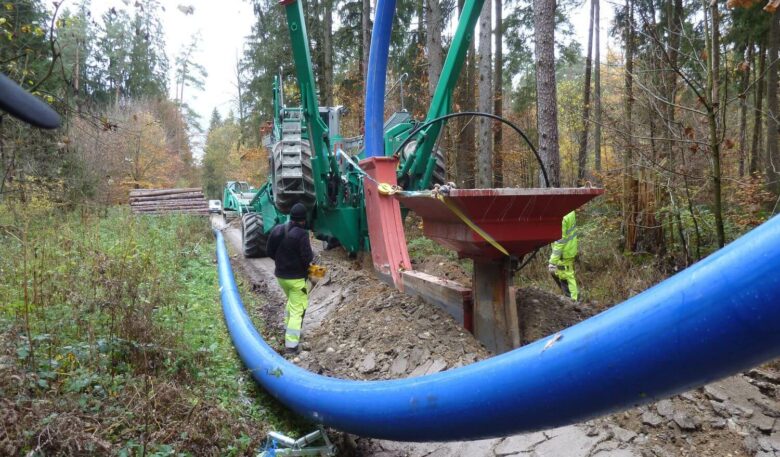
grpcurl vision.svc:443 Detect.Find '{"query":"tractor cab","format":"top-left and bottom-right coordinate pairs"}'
top-left (222, 181), bottom-right (258, 220)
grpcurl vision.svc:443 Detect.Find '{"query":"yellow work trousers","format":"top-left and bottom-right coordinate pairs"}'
top-left (277, 278), bottom-right (308, 349)
top-left (551, 259), bottom-right (578, 301)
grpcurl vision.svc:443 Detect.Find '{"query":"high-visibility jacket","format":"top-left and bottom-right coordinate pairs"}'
top-left (550, 211), bottom-right (577, 264)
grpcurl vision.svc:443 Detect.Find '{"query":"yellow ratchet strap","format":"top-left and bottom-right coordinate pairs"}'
top-left (378, 183), bottom-right (402, 196)
top-left (435, 194), bottom-right (510, 256)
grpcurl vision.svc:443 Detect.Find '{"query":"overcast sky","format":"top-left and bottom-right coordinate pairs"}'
top-left (91, 0), bottom-right (255, 145)
top-left (88, 0), bottom-right (613, 148)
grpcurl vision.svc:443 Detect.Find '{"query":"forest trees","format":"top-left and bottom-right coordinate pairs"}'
top-left (598, 0), bottom-right (780, 257)
top-left (767, 11), bottom-right (780, 194)
top-left (0, 0), bottom-right (195, 204)
top-left (534, 0), bottom-right (561, 186)
top-left (201, 111), bottom-right (266, 198)
top-left (477, 0), bottom-right (494, 188)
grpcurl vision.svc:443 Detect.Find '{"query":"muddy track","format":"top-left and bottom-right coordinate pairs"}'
top-left (212, 216), bottom-right (780, 457)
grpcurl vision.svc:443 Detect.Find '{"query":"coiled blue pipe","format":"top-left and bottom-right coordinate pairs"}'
top-left (362, 0), bottom-right (396, 157)
top-left (216, 214), bottom-right (780, 441)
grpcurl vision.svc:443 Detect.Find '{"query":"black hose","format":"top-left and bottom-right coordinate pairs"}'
top-left (392, 111), bottom-right (550, 188)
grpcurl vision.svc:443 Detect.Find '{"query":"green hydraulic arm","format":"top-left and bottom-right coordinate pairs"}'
top-left (395, 0), bottom-right (486, 190)
top-left (280, 0), bottom-right (341, 207)
top-left (244, 0), bottom-right (486, 255)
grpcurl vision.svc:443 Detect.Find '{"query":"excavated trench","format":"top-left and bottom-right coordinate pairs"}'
top-left (213, 216), bottom-right (780, 457)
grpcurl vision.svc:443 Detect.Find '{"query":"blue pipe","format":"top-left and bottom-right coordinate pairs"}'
top-left (362, 0), bottom-right (396, 157)
top-left (216, 215), bottom-right (780, 441)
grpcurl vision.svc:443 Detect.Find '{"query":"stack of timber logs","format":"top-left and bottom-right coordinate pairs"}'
top-left (129, 187), bottom-right (209, 215)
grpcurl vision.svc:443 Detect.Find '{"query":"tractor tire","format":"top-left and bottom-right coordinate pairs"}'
top-left (241, 213), bottom-right (268, 258)
top-left (431, 148), bottom-right (447, 187)
top-left (401, 141), bottom-right (447, 188)
top-left (272, 139), bottom-right (316, 214)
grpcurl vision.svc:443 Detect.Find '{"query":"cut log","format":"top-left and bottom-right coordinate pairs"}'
top-left (130, 200), bottom-right (207, 207)
top-left (132, 208), bottom-right (210, 214)
top-left (127, 187), bottom-right (209, 216)
top-left (133, 212), bottom-right (209, 216)
top-left (129, 187), bottom-right (202, 197)
top-left (131, 207), bottom-right (208, 212)
top-left (129, 192), bottom-right (204, 202)
top-left (131, 205), bottom-right (207, 210)
top-left (130, 205), bottom-right (207, 210)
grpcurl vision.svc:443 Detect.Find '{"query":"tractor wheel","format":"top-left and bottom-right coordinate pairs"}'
top-left (431, 148), bottom-right (447, 187)
top-left (241, 213), bottom-right (268, 258)
top-left (272, 139), bottom-right (316, 214)
top-left (401, 141), bottom-right (447, 188)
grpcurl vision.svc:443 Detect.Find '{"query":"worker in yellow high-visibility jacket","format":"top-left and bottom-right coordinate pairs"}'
top-left (548, 211), bottom-right (579, 301)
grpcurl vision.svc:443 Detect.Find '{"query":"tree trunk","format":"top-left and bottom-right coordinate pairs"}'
top-left (323, 0), bottom-right (334, 107)
top-left (455, 0), bottom-right (476, 188)
top-left (577, 0), bottom-right (596, 184)
top-left (426, 0), bottom-right (444, 100)
top-left (236, 56), bottom-right (245, 151)
top-left (476, 0), bottom-right (493, 188)
top-left (0, 118), bottom-right (8, 198)
top-left (739, 44), bottom-right (751, 177)
top-left (362, 0), bottom-right (371, 84)
top-left (493, 0), bottom-right (503, 187)
top-left (766, 11), bottom-right (780, 194)
top-left (707, 0), bottom-right (725, 248)
top-left (665, 0), bottom-right (683, 255)
top-left (665, 0), bottom-right (682, 159)
top-left (751, 41), bottom-right (766, 174)
top-left (533, 0), bottom-right (560, 187)
top-left (417, 0), bottom-right (424, 45)
top-left (179, 61), bottom-right (187, 105)
top-left (593, 0), bottom-right (601, 173)
top-left (466, 43), bottom-right (476, 187)
top-left (360, 0), bottom-right (371, 130)
top-left (622, 0), bottom-right (637, 252)
top-left (74, 45), bottom-right (80, 92)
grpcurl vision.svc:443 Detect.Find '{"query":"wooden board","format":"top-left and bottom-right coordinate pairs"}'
top-left (400, 270), bottom-right (472, 329)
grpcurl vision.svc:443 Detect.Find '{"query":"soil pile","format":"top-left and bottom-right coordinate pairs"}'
top-left (296, 249), bottom-right (489, 380)
top-left (516, 287), bottom-right (595, 344)
top-left (412, 254), bottom-right (471, 285)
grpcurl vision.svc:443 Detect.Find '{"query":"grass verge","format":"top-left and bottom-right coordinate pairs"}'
top-left (0, 206), bottom-right (299, 456)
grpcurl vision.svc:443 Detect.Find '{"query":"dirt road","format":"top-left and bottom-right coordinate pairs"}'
top-left (213, 216), bottom-right (780, 457)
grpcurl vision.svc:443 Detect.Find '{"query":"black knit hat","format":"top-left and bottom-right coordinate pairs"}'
top-left (0, 73), bottom-right (60, 129)
top-left (290, 203), bottom-right (307, 222)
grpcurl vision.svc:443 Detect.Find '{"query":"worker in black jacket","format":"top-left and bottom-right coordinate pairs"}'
top-left (266, 203), bottom-right (314, 353)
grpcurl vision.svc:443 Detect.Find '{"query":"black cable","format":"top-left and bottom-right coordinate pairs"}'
top-left (393, 111), bottom-right (554, 271)
top-left (516, 249), bottom-right (540, 273)
top-left (392, 111), bottom-right (551, 188)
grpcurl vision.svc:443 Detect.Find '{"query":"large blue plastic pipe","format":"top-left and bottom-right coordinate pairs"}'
top-left (362, 0), bottom-right (396, 157)
top-left (216, 214), bottom-right (780, 441)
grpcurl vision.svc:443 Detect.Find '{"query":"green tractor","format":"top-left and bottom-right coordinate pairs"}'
top-left (237, 0), bottom-right (476, 259)
top-left (221, 181), bottom-right (257, 221)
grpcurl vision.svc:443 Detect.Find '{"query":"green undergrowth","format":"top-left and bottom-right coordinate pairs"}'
top-left (406, 234), bottom-right (472, 274)
top-left (515, 216), bottom-right (665, 308)
top-left (0, 206), bottom-right (300, 456)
